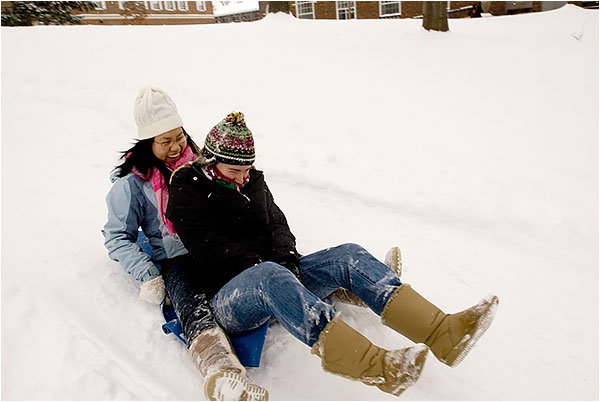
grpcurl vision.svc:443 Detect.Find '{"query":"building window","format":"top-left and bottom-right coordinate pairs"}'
top-left (380, 1), bottom-right (401, 17)
top-left (178, 1), bottom-right (189, 11)
top-left (196, 1), bottom-right (207, 11)
top-left (149, 1), bottom-right (162, 10)
top-left (165, 1), bottom-right (175, 10)
top-left (336, 1), bottom-right (356, 19)
top-left (296, 1), bottom-right (315, 19)
top-left (93, 1), bottom-right (107, 10)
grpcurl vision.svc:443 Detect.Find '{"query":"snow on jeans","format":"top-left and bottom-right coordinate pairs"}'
top-left (210, 243), bottom-right (403, 347)
top-left (162, 253), bottom-right (218, 345)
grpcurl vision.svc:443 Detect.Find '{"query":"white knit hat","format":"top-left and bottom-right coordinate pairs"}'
top-left (134, 87), bottom-right (184, 140)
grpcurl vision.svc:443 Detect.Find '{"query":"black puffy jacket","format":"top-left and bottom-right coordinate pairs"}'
top-left (166, 163), bottom-right (300, 298)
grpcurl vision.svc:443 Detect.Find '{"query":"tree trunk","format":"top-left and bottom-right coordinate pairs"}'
top-left (422, 1), bottom-right (449, 32)
top-left (267, 2), bottom-right (290, 14)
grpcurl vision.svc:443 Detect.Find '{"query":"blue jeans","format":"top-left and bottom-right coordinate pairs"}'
top-left (210, 243), bottom-right (402, 347)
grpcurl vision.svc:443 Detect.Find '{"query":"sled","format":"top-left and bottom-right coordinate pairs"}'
top-left (136, 230), bottom-right (268, 367)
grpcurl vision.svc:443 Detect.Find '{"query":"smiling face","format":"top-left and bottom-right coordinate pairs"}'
top-left (215, 163), bottom-right (252, 186)
top-left (152, 127), bottom-right (187, 165)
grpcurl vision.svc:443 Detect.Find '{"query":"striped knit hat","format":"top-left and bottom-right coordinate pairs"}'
top-left (202, 111), bottom-right (256, 165)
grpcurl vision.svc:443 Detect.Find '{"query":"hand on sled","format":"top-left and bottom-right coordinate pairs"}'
top-left (139, 275), bottom-right (166, 304)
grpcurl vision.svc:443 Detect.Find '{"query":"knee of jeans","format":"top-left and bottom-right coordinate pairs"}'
top-left (337, 242), bottom-right (367, 256)
top-left (255, 262), bottom-right (300, 299)
top-left (258, 262), bottom-right (296, 283)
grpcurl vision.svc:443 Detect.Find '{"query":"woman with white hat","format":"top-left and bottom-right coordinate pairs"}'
top-left (102, 88), bottom-right (268, 401)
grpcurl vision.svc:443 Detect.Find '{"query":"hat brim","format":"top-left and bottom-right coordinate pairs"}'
top-left (138, 114), bottom-right (184, 140)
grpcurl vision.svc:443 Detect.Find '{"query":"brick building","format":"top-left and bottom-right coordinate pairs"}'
top-left (76, 1), bottom-right (268, 25)
top-left (4, 1), bottom-right (596, 26)
top-left (287, 1), bottom-right (594, 20)
top-left (76, 2), bottom-right (552, 25)
top-left (75, 1), bottom-right (215, 25)
top-left (289, 1), bottom-right (479, 19)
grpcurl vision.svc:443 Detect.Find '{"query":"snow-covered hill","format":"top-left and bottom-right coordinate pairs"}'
top-left (1, 5), bottom-right (598, 400)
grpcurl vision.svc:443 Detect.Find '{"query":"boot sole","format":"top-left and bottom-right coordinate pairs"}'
top-left (445, 295), bottom-right (499, 367)
top-left (384, 246), bottom-right (402, 277)
top-left (204, 371), bottom-right (269, 401)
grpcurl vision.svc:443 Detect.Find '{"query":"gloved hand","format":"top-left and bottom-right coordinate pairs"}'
top-left (139, 275), bottom-right (166, 304)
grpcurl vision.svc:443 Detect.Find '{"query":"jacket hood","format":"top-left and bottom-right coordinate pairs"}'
top-left (110, 170), bottom-right (121, 184)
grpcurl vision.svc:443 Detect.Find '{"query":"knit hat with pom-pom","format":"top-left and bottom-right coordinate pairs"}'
top-left (202, 111), bottom-right (256, 165)
top-left (134, 87), bottom-right (183, 140)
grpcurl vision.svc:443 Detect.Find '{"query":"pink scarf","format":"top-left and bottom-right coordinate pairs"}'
top-left (132, 145), bottom-right (196, 234)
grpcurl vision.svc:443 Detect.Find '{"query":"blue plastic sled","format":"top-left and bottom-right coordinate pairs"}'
top-left (136, 230), bottom-right (268, 367)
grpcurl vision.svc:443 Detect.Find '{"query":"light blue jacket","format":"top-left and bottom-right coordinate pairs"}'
top-left (102, 172), bottom-right (188, 282)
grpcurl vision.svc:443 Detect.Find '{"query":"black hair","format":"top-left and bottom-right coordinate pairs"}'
top-left (113, 128), bottom-right (201, 182)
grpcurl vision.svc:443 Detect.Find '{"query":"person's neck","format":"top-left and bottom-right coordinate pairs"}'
top-left (203, 165), bottom-right (248, 191)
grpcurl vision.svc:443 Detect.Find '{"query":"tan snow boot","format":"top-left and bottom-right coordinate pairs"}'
top-left (189, 327), bottom-right (269, 401)
top-left (330, 288), bottom-right (366, 307)
top-left (312, 317), bottom-right (428, 396)
top-left (381, 284), bottom-right (499, 367)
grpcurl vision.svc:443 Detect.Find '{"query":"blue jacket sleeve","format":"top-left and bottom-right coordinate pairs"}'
top-left (102, 176), bottom-right (161, 283)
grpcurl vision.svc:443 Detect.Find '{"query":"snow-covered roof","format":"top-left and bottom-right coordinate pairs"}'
top-left (212, 1), bottom-right (260, 17)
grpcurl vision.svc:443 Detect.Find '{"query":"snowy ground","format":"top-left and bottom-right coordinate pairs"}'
top-left (1, 5), bottom-right (598, 400)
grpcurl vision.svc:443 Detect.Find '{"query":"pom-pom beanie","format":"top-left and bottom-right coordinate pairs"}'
top-left (134, 87), bottom-right (183, 140)
top-left (202, 111), bottom-right (256, 165)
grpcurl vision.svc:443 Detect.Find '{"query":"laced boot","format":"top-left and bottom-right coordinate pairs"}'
top-left (381, 284), bottom-right (499, 367)
top-left (189, 327), bottom-right (269, 401)
top-left (312, 317), bottom-right (428, 396)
